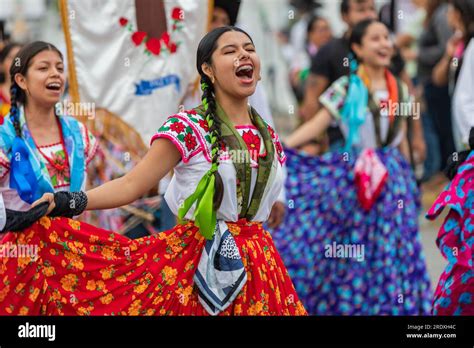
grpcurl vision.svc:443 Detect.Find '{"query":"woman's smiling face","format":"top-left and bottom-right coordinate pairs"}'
top-left (15, 49), bottom-right (65, 107)
top-left (203, 30), bottom-right (261, 99)
top-left (352, 22), bottom-right (393, 68)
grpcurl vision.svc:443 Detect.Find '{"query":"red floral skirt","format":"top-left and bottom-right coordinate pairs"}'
top-left (0, 217), bottom-right (307, 316)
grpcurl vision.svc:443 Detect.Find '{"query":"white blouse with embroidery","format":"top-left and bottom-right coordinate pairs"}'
top-left (150, 110), bottom-right (287, 223)
top-left (0, 121), bottom-right (98, 231)
top-left (319, 76), bottom-right (409, 149)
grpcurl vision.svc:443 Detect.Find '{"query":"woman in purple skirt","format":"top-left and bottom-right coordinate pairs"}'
top-left (271, 19), bottom-right (432, 315)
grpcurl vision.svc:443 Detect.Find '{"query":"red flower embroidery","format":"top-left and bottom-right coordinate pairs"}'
top-left (172, 7), bottom-right (184, 21)
top-left (241, 130), bottom-right (261, 162)
top-left (198, 119), bottom-right (209, 132)
top-left (146, 38), bottom-right (161, 55)
top-left (186, 109), bottom-right (197, 115)
top-left (170, 121), bottom-right (185, 134)
top-left (184, 133), bottom-right (197, 151)
top-left (161, 32), bottom-right (170, 46)
top-left (119, 17), bottom-right (128, 27)
top-left (267, 125), bottom-right (275, 139)
top-left (169, 42), bottom-right (178, 53)
top-left (275, 140), bottom-right (284, 156)
top-left (131, 31), bottom-right (147, 46)
top-left (120, 7), bottom-right (182, 58)
top-left (50, 151), bottom-right (68, 173)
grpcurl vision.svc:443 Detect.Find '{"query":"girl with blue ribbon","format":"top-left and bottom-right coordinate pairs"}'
top-left (276, 19), bottom-right (432, 315)
top-left (0, 41), bottom-right (98, 233)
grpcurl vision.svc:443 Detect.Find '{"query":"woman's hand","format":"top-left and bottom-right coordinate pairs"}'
top-left (267, 201), bottom-right (285, 229)
top-left (32, 193), bottom-right (56, 215)
top-left (445, 31), bottom-right (463, 58)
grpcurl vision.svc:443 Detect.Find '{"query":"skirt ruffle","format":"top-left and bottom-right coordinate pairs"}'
top-left (0, 218), bottom-right (306, 316)
top-left (270, 147), bottom-right (432, 315)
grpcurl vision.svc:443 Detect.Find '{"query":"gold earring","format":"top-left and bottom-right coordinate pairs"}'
top-left (211, 76), bottom-right (215, 84)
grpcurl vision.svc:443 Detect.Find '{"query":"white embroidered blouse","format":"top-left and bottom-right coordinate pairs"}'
top-left (150, 110), bottom-right (287, 222)
top-left (0, 120), bottom-right (98, 232)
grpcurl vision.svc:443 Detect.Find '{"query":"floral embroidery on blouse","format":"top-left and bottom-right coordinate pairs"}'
top-left (0, 121), bottom-right (98, 186)
top-left (151, 113), bottom-right (205, 163)
top-left (38, 143), bottom-right (71, 189)
top-left (151, 110), bottom-right (286, 165)
top-left (170, 121), bottom-right (185, 134)
top-left (241, 129), bottom-right (262, 163)
top-left (266, 124), bottom-right (286, 165)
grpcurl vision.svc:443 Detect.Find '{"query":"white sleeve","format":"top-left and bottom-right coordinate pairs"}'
top-left (0, 193), bottom-right (6, 231)
top-left (276, 163), bottom-right (287, 204)
top-left (453, 40), bottom-right (474, 146)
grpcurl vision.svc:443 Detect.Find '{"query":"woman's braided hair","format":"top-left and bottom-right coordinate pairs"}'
top-left (196, 26), bottom-right (254, 210)
top-left (200, 74), bottom-right (224, 210)
top-left (8, 41), bottom-right (63, 137)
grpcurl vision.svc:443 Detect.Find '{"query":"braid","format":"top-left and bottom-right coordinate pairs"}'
top-left (9, 83), bottom-right (21, 138)
top-left (201, 75), bottom-right (224, 210)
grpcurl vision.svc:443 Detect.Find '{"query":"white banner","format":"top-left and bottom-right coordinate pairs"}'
top-left (62, 0), bottom-right (209, 143)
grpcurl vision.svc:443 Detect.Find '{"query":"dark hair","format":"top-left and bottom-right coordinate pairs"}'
top-left (306, 15), bottom-right (323, 50)
top-left (196, 26), bottom-right (253, 210)
top-left (341, 0), bottom-right (371, 15)
top-left (424, 0), bottom-right (445, 26)
top-left (0, 42), bottom-right (21, 64)
top-left (306, 15), bottom-right (324, 35)
top-left (450, 0), bottom-right (474, 44)
top-left (290, 0), bottom-right (322, 13)
top-left (9, 41), bottom-right (63, 137)
top-left (349, 18), bottom-right (380, 62)
top-left (445, 128), bottom-right (474, 180)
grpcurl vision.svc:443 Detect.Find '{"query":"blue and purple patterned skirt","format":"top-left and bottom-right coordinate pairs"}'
top-left (270, 147), bottom-right (432, 315)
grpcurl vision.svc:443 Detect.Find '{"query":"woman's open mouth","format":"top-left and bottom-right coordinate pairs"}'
top-left (235, 64), bottom-right (254, 84)
top-left (46, 82), bottom-right (62, 92)
top-left (376, 50), bottom-right (390, 60)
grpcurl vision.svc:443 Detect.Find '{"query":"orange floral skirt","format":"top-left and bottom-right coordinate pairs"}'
top-left (0, 217), bottom-right (307, 316)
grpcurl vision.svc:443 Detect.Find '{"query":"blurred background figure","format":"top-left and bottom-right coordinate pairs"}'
top-left (289, 15), bottom-right (332, 103)
top-left (432, 0), bottom-right (474, 150)
top-left (287, 0), bottom-right (323, 58)
top-left (417, 0), bottom-right (455, 186)
top-left (297, 0), bottom-right (377, 155)
top-left (394, 0), bottom-right (426, 86)
top-left (209, 0), bottom-right (240, 30)
top-left (0, 42), bottom-right (21, 120)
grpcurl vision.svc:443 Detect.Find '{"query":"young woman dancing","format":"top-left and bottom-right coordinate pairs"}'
top-left (426, 127), bottom-right (474, 315)
top-left (0, 28), bottom-right (306, 316)
top-left (270, 19), bottom-right (432, 315)
top-left (0, 41), bottom-right (97, 237)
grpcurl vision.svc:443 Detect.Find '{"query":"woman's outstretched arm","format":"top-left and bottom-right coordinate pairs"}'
top-left (284, 107), bottom-right (332, 148)
top-left (85, 138), bottom-right (180, 210)
top-left (34, 138), bottom-right (180, 214)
